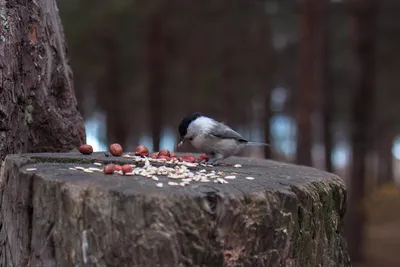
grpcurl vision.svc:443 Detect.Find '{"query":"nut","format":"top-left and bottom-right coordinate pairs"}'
top-left (103, 164), bottom-right (115, 174)
top-left (150, 153), bottom-right (159, 159)
top-left (122, 164), bottom-right (133, 174)
top-left (158, 155), bottom-right (171, 161)
top-left (109, 143), bottom-right (123, 156)
top-left (158, 149), bottom-right (170, 157)
top-left (135, 145), bottom-right (149, 157)
top-left (197, 153), bottom-right (209, 162)
top-left (182, 154), bottom-right (196, 163)
top-left (170, 152), bottom-right (177, 158)
top-left (114, 165), bottom-right (122, 171)
top-left (79, 144), bottom-right (93, 155)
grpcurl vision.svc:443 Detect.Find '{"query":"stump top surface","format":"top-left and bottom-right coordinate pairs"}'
top-left (9, 152), bottom-right (343, 197)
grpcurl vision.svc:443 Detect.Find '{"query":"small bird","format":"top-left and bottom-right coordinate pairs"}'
top-left (177, 112), bottom-right (269, 165)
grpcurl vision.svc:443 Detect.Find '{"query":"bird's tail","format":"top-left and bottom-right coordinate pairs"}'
top-left (246, 141), bottom-right (270, 147)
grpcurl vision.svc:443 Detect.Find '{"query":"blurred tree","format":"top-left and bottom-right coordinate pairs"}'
top-left (377, 128), bottom-right (394, 185)
top-left (345, 0), bottom-right (379, 263)
top-left (296, 0), bottom-right (318, 166)
top-left (319, 1), bottom-right (334, 172)
top-left (147, 5), bottom-right (167, 152)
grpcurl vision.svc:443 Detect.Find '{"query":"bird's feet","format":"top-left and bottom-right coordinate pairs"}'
top-left (206, 153), bottom-right (225, 166)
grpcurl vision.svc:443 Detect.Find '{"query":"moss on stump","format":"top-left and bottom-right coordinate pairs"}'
top-left (0, 152), bottom-right (351, 267)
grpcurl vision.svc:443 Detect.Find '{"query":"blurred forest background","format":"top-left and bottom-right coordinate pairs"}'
top-left (58, 0), bottom-right (400, 266)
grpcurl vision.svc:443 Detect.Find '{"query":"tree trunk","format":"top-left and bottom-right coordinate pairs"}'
top-left (102, 38), bottom-right (129, 148)
top-left (264, 88), bottom-right (272, 159)
top-left (377, 129), bottom-right (394, 186)
top-left (0, 0), bottom-right (85, 162)
top-left (319, 0), bottom-right (334, 173)
top-left (345, 0), bottom-right (378, 263)
top-left (296, 0), bottom-right (318, 166)
top-left (147, 9), bottom-right (167, 152)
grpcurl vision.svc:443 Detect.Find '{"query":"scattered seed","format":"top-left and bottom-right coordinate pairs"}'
top-left (224, 175), bottom-right (236, 179)
top-left (88, 167), bottom-right (102, 171)
top-left (156, 183), bottom-right (163, 187)
top-left (233, 164), bottom-right (242, 168)
top-left (75, 166), bottom-right (85, 171)
top-left (245, 176), bottom-right (255, 180)
top-left (168, 181), bottom-right (179, 186)
top-left (93, 162), bottom-right (102, 166)
top-left (69, 167), bottom-right (77, 171)
top-left (217, 178), bottom-right (228, 184)
top-left (152, 176), bottom-right (159, 181)
top-left (84, 169), bottom-right (94, 173)
top-left (26, 168), bottom-right (37, 171)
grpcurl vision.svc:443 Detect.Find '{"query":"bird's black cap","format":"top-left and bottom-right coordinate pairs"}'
top-left (178, 112), bottom-right (203, 138)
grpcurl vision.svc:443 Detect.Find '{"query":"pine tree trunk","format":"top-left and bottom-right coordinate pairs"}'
top-left (296, 0), bottom-right (318, 166)
top-left (319, 0), bottom-right (334, 173)
top-left (147, 9), bottom-right (166, 152)
top-left (377, 129), bottom-right (394, 186)
top-left (345, 0), bottom-right (378, 263)
top-left (0, 0), bottom-right (85, 162)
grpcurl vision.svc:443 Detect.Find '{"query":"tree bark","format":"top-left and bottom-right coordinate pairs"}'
top-left (345, 0), bottom-right (378, 263)
top-left (296, 0), bottom-right (318, 166)
top-left (0, 0), bottom-right (85, 162)
top-left (1, 152), bottom-right (351, 267)
top-left (147, 8), bottom-right (167, 152)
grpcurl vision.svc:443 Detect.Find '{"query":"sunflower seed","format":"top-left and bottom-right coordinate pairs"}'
top-left (93, 162), bottom-right (103, 166)
top-left (233, 164), bottom-right (242, 168)
top-left (84, 169), bottom-right (94, 173)
top-left (224, 175), bottom-right (236, 179)
top-left (245, 176), bottom-right (255, 180)
top-left (156, 183), bottom-right (164, 187)
top-left (26, 168), bottom-right (37, 171)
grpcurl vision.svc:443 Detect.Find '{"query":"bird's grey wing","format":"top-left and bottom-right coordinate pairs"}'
top-left (209, 124), bottom-right (248, 142)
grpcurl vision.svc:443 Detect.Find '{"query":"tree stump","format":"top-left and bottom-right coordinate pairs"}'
top-left (0, 152), bottom-right (351, 267)
top-left (0, 0), bottom-right (85, 162)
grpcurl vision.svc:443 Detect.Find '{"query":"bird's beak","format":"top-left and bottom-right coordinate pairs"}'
top-left (177, 138), bottom-right (185, 148)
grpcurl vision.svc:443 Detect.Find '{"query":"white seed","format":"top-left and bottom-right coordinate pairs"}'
top-left (245, 176), bottom-right (255, 180)
top-left (84, 169), bottom-right (94, 173)
top-left (124, 172), bottom-right (135, 176)
top-left (93, 162), bottom-right (102, 166)
top-left (200, 178), bottom-right (210, 182)
top-left (152, 176), bottom-right (159, 181)
top-left (184, 163), bottom-right (198, 167)
top-left (156, 183), bottom-right (163, 187)
top-left (26, 168), bottom-right (37, 171)
top-left (168, 182), bottom-right (179, 186)
top-left (234, 164), bottom-right (242, 168)
top-left (69, 167), bottom-right (77, 171)
top-left (199, 169), bottom-right (206, 173)
top-left (75, 166), bottom-right (85, 171)
top-left (179, 182), bottom-right (186, 187)
top-left (88, 167), bottom-right (101, 171)
top-left (217, 178), bottom-right (228, 184)
top-left (224, 175), bottom-right (236, 179)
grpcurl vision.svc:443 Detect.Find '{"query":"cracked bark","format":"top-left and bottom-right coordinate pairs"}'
top-left (0, 0), bottom-right (85, 163)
